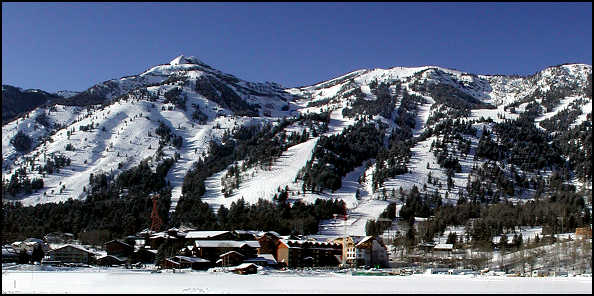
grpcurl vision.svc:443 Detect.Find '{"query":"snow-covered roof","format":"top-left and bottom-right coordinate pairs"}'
top-left (229, 263), bottom-right (257, 271)
top-left (24, 238), bottom-right (44, 244)
top-left (135, 247), bottom-right (157, 254)
top-left (219, 251), bottom-right (245, 258)
top-left (434, 243), bottom-right (453, 250)
top-left (97, 254), bottom-right (126, 262)
top-left (258, 231), bottom-right (281, 238)
top-left (137, 228), bottom-right (152, 236)
top-left (2, 245), bottom-right (17, 256)
top-left (49, 244), bottom-right (96, 255)
top-left (149, 232), bottom-right (177, 239)
top-left (185, 231), bottom-right (231, 239)
top-left (104, 240), bottom-right (133, 248)
top-left (194, 240), bottom-right (249, 248)
top-left (174, 255), bottom-right (210, 263)
top-left (254, 253), bottom-right (277, 263)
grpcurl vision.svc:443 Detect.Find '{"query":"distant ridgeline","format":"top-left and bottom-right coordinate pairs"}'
top-left (2, 85), bottom-right (64, 124)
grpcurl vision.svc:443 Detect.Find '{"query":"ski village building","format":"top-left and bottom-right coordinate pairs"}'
top-left (5, 228), bottom-right (388, 270)
top-left (332, 236), bottom-right (389, 267)
top-left (46, 245), bottom-right (96, 265)
top-left (147, 229), bottom-right (388, 269)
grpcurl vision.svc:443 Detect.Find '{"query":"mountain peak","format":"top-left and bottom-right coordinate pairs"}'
top-left (169, 55), bottom-right (204, 66)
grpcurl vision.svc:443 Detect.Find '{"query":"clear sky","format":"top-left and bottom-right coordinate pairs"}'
top-left (2, 2), bottom-right (592, 92)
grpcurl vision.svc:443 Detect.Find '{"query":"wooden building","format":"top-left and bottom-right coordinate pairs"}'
top-left (332, 236), bottom-right (389, 267)
top-left (219, 251), bottom-right (245, 267)
top-left (104, 240), bottom-right (134, 257)
top-left (277, 239), bottom-right (342, 268)
top-left (244, 254), bottom-right (278, 267)
top-left (96, 255), bottom-right (126, 266)
top-left (148, 232), bottom-right (183, 250)
top-left (193, 240), bottom-right (259, 262)
top-left (2, 245), bottom-right (18, 263)
top-left (162, 258), bottom-right (182, 269)
top-left (46, 245), bottom-right (96, 264)
top-left (131, 247), bottom-right (157, 264)
top-left (433, 243), bottom-right (454, 258)
top-left (163, 255), bottom-right (211, 270)
top-left (256, 232), bottom-right (282, 257)
top-left (229, 263), bottom-right (258, 275)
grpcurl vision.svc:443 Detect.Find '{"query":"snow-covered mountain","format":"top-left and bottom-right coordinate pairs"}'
top-left (55, 90), bottom-right (80, 99)
top-left (2, 56), bottom-right (591, 237)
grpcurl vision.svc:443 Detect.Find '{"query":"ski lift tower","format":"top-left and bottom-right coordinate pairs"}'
top-left (150, 193), bottom-right (163, 232)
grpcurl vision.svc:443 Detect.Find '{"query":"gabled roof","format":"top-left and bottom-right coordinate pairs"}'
top-left (177, 225), bottom-right (197, 232)
top-left (149, 232), bottom-right (177, 239)
top-left (244, 253), bottom-right (278, 264)
top-left (24, 238), bottom-right (44, 244)
top-left (49, 244), bottom-right (96, 255)
top-left (233, 230), bottom-right (259, 237)
top-left (104, 240), bottom-right (133, 248)
top-left (194, 240), bottom-right (248, 248)
top-left (185, 231), bottom-right (232, 239)
top-left (229, 263), bottom-right (257, 271)
top-left (97, 255), bottom-right (126, 262)
top-left (173, 255), bottom-right (210, 263)
top-left (258, 231), bottom-right (281, 238)
top-left (165, 258), bottom-right (181, 266)
top-left (219, 251), bottom-right (245, 258)
top-left (244, 240), bottom-right (261, 248)
top-left (137, 228), bottom-right (152, 236)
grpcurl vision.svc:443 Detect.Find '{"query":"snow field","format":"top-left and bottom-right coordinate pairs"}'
top-left (2, 269), bottom-right (591, 294)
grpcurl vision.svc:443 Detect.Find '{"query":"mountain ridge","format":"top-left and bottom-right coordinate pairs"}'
top-left (2, 56), bottom-right (592, 238)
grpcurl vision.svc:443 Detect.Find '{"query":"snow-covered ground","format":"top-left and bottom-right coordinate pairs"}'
top-left (2, 268), bottom-right (591, 294)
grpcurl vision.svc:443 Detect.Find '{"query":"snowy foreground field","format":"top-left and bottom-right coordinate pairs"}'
top-left (2, 269), bottom-right (592, 294)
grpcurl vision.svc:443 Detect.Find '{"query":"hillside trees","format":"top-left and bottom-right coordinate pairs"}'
top-left (298, 120), bottom-right (385, 192)
top-left (174, 113), bottom-right (336, 228)
top-left (396, 185), bottom-right (590, 251)
top-left (2, 158), bottom-right (175, 243)
top-left (10, 131), bottom-right (33, 152)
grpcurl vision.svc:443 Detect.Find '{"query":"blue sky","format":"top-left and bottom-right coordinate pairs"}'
top-left (2, 2), bottom-right (592, 92)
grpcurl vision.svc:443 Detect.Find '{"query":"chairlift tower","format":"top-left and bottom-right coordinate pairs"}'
top-left (150, 193), bottom-right (163, 232)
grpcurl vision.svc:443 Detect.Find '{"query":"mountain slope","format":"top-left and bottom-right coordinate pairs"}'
top-left (2, 58), bottom-right (591, 238)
